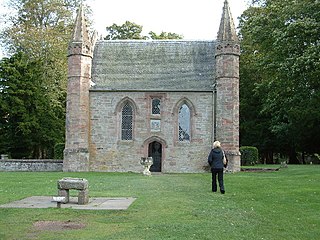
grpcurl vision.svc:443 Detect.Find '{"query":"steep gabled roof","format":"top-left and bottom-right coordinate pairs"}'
top-left (91, 40), bottom-right (216, 91)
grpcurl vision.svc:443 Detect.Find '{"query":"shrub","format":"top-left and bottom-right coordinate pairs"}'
top-left (54, 143), bottom-right (65, 160)
top-left (240, 146), bottom-right (259, 166)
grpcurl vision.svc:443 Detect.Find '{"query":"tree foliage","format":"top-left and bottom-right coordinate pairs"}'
top-left (104, 21), bottom-right (183, 40)
top-left (239, 0), bottom-right (320, 163)
top-left (0, 0), bottom-right (86, 158)
top-left (1, 0), bottom-right (88, 99)
top-left (105, 21), bottom-right (147, 40)
top-left (148, 31), bottom-right (183, 40)
top-left (0, 52), bottom-right (65, 158)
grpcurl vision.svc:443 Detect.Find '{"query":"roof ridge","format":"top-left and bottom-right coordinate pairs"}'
top-left (97, 39), bottom-right (216, 43)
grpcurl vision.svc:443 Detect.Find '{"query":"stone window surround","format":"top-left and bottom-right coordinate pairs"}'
top-left (147, 93), bottom-right (166, 118)
top-left (178, 104), bottom-right (191, 142)
top-left (121, 102), bottom-right (133, 140)
top-left (115, 97), bottom-right (138, 142)
top-left (114, 95), bottom-right (196, 145)
top-left (172, 97), bottom-right (197, 145)
top-left (151, 98), bottom-right (161, 115)
top-left (146, 93), bottom-right (166, 134)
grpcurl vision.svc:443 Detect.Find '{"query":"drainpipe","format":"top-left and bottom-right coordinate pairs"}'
top-left (213, 82), bottom-right (217, 142)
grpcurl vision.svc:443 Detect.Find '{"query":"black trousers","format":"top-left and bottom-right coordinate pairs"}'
top-left (211, 168), bottom-right (224, 192)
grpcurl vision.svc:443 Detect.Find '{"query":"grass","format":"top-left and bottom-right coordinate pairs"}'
top-left (0, 165), bottom-right (319, 239)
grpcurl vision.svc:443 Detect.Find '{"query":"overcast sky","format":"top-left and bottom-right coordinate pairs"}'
top-left (87, 0), bottom-right (249, 39)
top-left (0, 0), bottom-right (249, 58)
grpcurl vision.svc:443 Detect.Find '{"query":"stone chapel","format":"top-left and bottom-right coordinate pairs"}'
top-left (63, 0), bottom-right (241, 173)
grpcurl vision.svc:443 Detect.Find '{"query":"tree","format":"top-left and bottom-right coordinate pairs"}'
top-left (0, 52), bottom-right (65, 158)
top-left (1, 0), bottom-right (89, 98)
top-left (0, 0), bottom-right (87, 158)
top-left (149, 31), bottom-right (183, 40)
top-left (239, 0), bottom-right (320, 163)
top-left (105, 21), bottom-right (147, 40)
top-left (104, 21), bottom-right (183, 40)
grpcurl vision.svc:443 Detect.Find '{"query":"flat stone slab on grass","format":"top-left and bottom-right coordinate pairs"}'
top-left (241, 168), bottom-right (280, 172)
top-left (0, 196), bottom-right (136, 210)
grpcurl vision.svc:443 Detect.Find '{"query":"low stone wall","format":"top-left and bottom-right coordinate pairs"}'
top-left (0, 159), bottom-right (63, 172)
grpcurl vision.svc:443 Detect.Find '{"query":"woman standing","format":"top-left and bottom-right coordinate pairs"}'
top-left (208, 141), bottom-right (226, 194)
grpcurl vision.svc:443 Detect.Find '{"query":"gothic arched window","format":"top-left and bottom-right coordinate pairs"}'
top-left (121, 102), bottom-right (133, 140)
top-left (178, 104), bottom-right (191, 141)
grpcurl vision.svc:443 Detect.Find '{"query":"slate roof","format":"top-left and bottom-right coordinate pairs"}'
top-left (91, 40), bottom-right (216, 91)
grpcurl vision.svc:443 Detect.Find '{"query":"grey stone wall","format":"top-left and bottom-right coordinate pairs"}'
top-left (89, 91), bottom-right (214, 173)
top-left (0, 159), bottom-right (63, 172)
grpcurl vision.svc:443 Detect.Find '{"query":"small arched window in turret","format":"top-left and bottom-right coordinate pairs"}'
top-left (121, 102), bottom-right (133, 140)
top-left (178, 104), bottom-right (191, 141)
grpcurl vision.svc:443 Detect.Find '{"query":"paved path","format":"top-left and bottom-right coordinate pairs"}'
top-left (0, 196), bottom-right (136, 210)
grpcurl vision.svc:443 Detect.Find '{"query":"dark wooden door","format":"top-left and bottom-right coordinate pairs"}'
top-left (148, 141), bottom-right (162, 172)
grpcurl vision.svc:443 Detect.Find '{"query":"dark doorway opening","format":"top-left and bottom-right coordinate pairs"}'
top-left (148, 141), bottom-right (162, 172)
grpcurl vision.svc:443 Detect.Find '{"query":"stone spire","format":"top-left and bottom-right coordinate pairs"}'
top-left (72, 5), bottom-right (89, 42)
top-left (64, 5), bottom-right (93, 172)
top-left (68, 5), bottom-right (93, 57)
top-left (217, 0), bottom-right (238, 42)
top-left (214, 0), bottom-right (241, 172)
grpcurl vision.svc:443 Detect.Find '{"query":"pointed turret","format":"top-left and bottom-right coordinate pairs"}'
top-left (72, 5), bottom-right (90, 42)
top-left (64, 5), bottom-right (93, 172)
top-left (217, 0), bottom-right (238, 42)
top-left (214, 0), bottom-right (241, 172)
top-left (68, 5), bottom-right (93, 57)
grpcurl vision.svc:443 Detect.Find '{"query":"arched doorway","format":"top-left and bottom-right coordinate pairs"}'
top-left (148, 141), bottom-right (162, 172)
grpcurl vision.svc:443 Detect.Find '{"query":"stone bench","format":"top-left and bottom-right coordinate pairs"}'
top-left (57, 178), bottom-right (89, 205)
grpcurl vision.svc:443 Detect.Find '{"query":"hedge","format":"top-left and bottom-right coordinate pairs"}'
top-left (240, 146), bottom-right (259, 166)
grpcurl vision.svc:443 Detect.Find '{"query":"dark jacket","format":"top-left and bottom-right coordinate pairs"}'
top-left (208, 147), bottom-right (224, 169)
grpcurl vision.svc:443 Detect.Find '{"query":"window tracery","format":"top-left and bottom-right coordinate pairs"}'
top-left (178, 104), bottom-right (191, 141)
top-left (121, 102), bottom-right (133, 140)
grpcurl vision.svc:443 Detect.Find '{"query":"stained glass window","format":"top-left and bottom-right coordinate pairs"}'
top-left (121, 103), bottom-right (133, 140)
top-left (178, 104), bottom-right (191, 141)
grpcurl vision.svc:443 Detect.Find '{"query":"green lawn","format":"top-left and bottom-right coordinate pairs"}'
top-left (0, 165), bottom-right (319, 239)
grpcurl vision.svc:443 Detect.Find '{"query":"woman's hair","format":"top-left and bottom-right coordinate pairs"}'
top-left (213, 141), bottom-right (221, 148)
